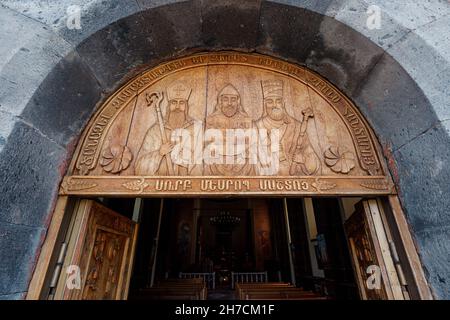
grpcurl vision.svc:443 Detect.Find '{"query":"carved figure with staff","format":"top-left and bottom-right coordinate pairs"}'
top-left (135, 82), bottom-right (203, 176)
top-left (255, 79), bottom-right (321, 176)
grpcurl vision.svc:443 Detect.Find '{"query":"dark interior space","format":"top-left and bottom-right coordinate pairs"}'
top-left (90, 197), bottom-right (360, 300)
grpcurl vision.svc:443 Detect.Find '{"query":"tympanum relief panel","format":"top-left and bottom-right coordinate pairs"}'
top-left (61, 52), bottom-right (393, 196)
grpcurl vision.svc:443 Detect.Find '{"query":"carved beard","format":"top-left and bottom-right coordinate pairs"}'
top-left (268, 107), bottom-right (285, 121)
top-left (167, 109), bottom-right (186, 128)
top-left (221, 103), bottom-right (239, 118)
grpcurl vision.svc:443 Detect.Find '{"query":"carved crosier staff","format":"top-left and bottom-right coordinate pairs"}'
top-left (289, 108), bottom-right (316, 175)
top-left (299, 108), bottom-right (314, 135)
top-left (290, 108), bottom-right (314, 152)
top-left (146, 91), bottom-right (175, 175)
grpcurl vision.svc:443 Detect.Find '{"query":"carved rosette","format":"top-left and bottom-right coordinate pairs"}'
top-left (99, 145), bottom-right (133, 174)
top-left (324, 146), bottom-right (356, 174)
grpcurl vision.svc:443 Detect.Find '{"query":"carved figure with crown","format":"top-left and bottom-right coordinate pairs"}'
top-left (204, 84), bottom-right (255, 176)
top-left (255, 79), bottom-right (321, 176)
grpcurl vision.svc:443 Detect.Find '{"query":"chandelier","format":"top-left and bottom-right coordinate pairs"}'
top-left (209, 211), bottom-right (240, 227)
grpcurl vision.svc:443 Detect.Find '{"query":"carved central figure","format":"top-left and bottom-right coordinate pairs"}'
top-left (204, 84), bottom-right (255, 176)
top-left (133, 80), bottom-right (326, 177)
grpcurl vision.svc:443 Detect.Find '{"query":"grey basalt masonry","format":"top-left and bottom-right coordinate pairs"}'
top-left (0, 0), bottom-right (449, 298)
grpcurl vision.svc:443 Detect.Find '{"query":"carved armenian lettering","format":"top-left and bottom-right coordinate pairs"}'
top-left (307, 76), bottom-right (341, 103)
top-left (64, 52), bottom-right (394, 196)
top-left (77, 114), bottom-right (112, 175)
top-left (342, 106), bottom-right (380, 175)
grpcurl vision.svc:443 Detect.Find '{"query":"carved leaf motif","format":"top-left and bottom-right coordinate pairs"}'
top-left (311, 178), bottom-right (337, 192)
top-left (66, 178), bottom-right (97, 191)
top-left (100, 145), bottom-right (133, 174)
top-left (122, 178), bottom-right (149, 193)
top-left (324, 146), bottom-right (355, 174)
top-left (360, 180), bottom-right (389, 191)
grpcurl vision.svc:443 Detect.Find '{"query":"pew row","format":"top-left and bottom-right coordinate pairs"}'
top-left (132, 278), bottom-right (207, 300)
top-left (235, 282), bottom-right (327, 300)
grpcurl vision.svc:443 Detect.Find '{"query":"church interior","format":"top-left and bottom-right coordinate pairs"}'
top-left (94, 196), bottom-right (362, 300)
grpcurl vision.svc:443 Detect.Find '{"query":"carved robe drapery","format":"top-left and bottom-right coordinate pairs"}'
top-left (204, 111), bottom-right (256, 176)
top-left (255, 115), bottom-right (321, 176)
top-left (135, 118), bottom-right (203, 176)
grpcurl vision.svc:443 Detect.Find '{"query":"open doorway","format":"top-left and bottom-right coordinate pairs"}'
top-left (25, 52), bottom-right (432, 301)
top-left (128, 197), bottom-right (358, 300)
top-left (46, 196), bottom-right (413, 300)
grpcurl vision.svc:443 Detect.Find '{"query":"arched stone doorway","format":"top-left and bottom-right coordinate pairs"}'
top-left (26, 52), bottom-right (431, 300)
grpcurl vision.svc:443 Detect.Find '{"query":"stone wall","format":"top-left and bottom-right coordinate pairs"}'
top-left (0, 0), bottom-right (449, 299)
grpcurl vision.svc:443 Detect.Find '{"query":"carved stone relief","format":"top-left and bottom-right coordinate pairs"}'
top-left (62, 52), bottom-right (394, 196)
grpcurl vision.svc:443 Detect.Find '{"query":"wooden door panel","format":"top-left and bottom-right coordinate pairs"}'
top-left (345, 199), bottom-right (403, 300)
top-left (55, 200), bottom-right (137, 300)
top-left (346, 208), bottom-right (387, 300)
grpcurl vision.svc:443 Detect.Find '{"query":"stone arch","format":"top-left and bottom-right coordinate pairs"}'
top-left (0, 0), bottom-right (448, 299)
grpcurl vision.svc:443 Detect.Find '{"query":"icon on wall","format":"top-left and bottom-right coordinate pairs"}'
top-left (314, 233), bottom-right (329, 269)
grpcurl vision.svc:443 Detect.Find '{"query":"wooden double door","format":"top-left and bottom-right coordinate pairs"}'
top-left (53, 198), bottom-right (406, 300)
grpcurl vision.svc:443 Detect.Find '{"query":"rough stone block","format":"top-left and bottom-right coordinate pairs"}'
top-left (353, 53), bottom-right (438, 151)
top-left (20, 51), bottom-right (103, 148)
top-left (0, 6), bottom-right (72, 117)
top-left (201, 0), bottom-right (262, 49)
top-left (0, 121), bottom-right (65, 227)
top-left (0, 223), bottom-right (46, 295)
top-left (388, 32), bottom-right (450, 122)
top-left (0, 110), bottom-right (16, 152)
top-left (258, 1), bottom-right (324, 62)
top-left (368, 0), bottom-right (450, 31)
top-left (414, 225), bottom-right (450, 299)
top-left (76, 1), bottom-right (202, 92)
top-left (265, 0), bottom-right (335, 15)
top-left (415, 16), bottom-right (450, 63)
top-left (332, 0), bottom-right (410, 50)
top-left (305, 15), bottom-right (385, 97)
top-left (136, 0), bottom-right (187, 10)
top-left (0, 0), bottom-right (141, 46)
top-left (393, 123), bottom-right (450, 232)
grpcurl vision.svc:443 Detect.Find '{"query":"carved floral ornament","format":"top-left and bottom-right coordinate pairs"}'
top-left (61, 52), bottom-right (395, 196)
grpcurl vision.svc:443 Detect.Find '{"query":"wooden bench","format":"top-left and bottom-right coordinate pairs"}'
top-left (245, 293), bottom-right (328, 300)
top-left (235, 282), bottom-right (295, 299)
top-left (133, 278), bottom-right (207, 300)
top-left (238, 287), bottom-right (302, 300)
top-left (236, 282), bottom-right (326, 300)
top-left (136, 288), bottom-right (206, 300)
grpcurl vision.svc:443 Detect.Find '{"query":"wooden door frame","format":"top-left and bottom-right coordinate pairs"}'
top-left (26, 194), bottom-right (433, 300)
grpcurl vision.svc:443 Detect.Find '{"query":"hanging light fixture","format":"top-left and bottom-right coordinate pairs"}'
top-left (209, 211), bottom-right (241, 228)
